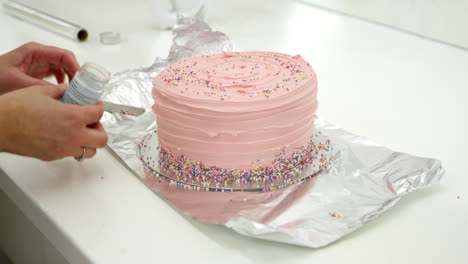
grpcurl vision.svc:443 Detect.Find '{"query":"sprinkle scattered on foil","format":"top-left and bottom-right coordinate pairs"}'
top-left (101, 18), bottom-right (444, 248)
top-left (329, 212), bottom-right (341, 218)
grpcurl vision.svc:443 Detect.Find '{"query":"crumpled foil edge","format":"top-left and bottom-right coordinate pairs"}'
top-left (101, 18), bottom-right (444, 248)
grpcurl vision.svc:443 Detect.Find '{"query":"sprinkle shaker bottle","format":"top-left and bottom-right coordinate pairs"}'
top-left (61, 63), bottom-right (110, 105)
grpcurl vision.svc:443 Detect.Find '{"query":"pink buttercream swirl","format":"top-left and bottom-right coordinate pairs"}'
top-left (152, 51), bottom-right (318, 170)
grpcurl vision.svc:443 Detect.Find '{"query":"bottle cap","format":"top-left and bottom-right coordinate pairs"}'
top-left (100, 32), bottom-right (121, 45)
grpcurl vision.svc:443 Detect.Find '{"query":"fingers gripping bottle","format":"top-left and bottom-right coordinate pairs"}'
top-left (61, 63), bottom-right (110, 105)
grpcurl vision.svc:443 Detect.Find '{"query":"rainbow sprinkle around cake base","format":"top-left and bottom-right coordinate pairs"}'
top-left (138, 129), bottom-right (332, 192)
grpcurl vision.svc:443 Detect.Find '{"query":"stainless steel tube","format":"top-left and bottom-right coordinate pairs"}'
top-left (3, 0), bottom-right (88, 41)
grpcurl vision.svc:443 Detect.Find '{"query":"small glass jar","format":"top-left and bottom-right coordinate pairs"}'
top-left (61, 63), bottom-right (110, 105)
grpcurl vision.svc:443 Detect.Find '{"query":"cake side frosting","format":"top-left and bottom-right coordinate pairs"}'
top-left (152, 51), bottom-right (317, 170)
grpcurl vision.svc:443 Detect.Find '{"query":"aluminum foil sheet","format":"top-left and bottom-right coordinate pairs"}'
top-left (101, 18), bottom-right (444, 248)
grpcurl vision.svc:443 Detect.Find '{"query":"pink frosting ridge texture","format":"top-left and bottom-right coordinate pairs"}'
top-left (152, 51), bottom-right (318, 170)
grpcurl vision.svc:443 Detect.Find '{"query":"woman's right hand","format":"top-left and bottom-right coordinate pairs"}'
top-left (0, 85), bottom-right (108, 161)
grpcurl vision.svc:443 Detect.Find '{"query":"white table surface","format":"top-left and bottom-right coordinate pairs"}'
top-left (1, 0), bottom-right (467, 263)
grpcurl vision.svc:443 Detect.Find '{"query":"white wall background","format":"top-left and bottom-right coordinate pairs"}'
top-left (301, 0), bottom-right (468, 49)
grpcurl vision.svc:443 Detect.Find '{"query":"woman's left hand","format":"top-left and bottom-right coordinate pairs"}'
top-left (0, 42), bottom-right (80, 94)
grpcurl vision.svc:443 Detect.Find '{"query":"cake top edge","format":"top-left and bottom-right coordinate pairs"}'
top-left (154, 51), bottom-right (316, 102)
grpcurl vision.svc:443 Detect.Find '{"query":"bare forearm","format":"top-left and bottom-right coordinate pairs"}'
top-left (0, 96), bottom-right (12, 152)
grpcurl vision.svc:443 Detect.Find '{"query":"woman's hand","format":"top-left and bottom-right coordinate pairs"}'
top-left (0, 85), bottom-right (107, 161)
top-left (0, 42), bottom-right (80, 95)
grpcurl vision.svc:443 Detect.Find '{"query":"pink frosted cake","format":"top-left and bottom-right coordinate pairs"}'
top-left (152, 51), bottom-right (319, 190)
